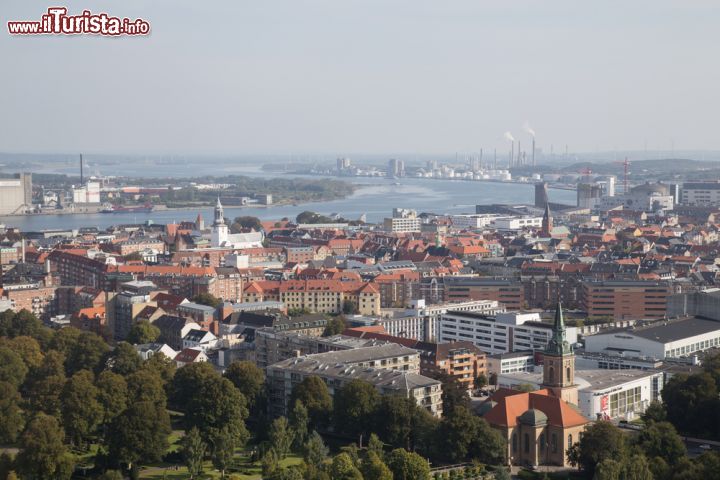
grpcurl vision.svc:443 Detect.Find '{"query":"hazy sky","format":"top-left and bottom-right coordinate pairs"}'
top-left (1, 1), bottom-right (719, 156)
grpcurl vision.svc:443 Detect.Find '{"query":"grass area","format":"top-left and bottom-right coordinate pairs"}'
top-left (138, 438), bottom-right (303, 480)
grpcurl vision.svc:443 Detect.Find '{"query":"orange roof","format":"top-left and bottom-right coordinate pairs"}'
top-left (483, 388), bottom-right (588, 428)
top-left (76, 306), bottom-right (105, 319)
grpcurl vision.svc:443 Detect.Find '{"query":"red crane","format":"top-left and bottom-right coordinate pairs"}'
top-left (613, 158), bottom-right (631, 194)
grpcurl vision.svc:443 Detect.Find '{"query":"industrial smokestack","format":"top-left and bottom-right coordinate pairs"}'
top-left (532, 138), bottom-right (536, 167)
top-left (80, 154), bottom-right (83, 185)
top-left (510, 142), bottom-right (514, 168)
top-left (21, 238), bottom-right (25, 263)
top-left (518, 141), bottom-right (522, 166)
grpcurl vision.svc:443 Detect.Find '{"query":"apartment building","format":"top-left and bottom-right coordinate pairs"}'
top-left (680, 182), bottom-right (720, 206)
top-left (442, 277), bottom-right (524, 310)
top-left (439, 311), bottom-right (578, 355)
top-left (582, 280), bottom-right (671, 320)
top-left (379, 299), bottom-right (505, 342)
top-left (2, 283), bottom-right (57, 320)
top-left (266, 346), bottom-right (442, 417)
top-left (243, 279), bottom-right (381, 316)
top-left (106, 281), bottom-right (159, 340)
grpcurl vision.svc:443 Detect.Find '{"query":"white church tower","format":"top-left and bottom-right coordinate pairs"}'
top-left (211, 197), bottom-right (228, 247)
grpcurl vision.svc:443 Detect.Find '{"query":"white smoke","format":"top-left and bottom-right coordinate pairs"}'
top-left (504, 131), bottom-right (515, 142)
top-left (523, 121), bottom-right (536, 137)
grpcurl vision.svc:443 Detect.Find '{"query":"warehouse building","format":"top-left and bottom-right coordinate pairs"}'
top-left (583, 316), bottom-right (720, 360)
top-left (0, 173), bottom-right (32, 214)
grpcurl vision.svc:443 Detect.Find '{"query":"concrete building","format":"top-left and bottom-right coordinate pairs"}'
top-left (680, 182), bottom-right (720, 206)
top-left (0, 173), bottom-right (32, 214)
top-left (488, 351), bottom-right (536, 376)
top-left (449, 214), bottom-right (498, 230)
top-left (266, 345), bottom-right (442, 417)
top-left (492, 216), bottom-right (543, 231)
top-left (442, 277), bottom-right (524, 310)
top-left (667, 288), bottom-right (720, 319)
top-left (72, 181), bottom-right (101, 203)
top-left (582, 280), bottom-right (671, 320)
top-left (584, 316), bottom-right (720, 361)
top-left (498, 368), bottom-right (663, 422)
top-left (576, 183), bottom-right (603, 209)
top-left (379, 299), bottom-right (505, 342)
top-left (383, 208), bottom-right (421, 233)
top-left (106, 281), bottom-right (158, 341)
top-left (439, 310), bottom-right (578, 355)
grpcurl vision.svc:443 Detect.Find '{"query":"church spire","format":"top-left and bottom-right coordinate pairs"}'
top-left (546, 302), bottom-right (572, 356)
top-left (541, 201), bottom-right (552, 237)
top-left (214, 196), bottom-right (225, 225)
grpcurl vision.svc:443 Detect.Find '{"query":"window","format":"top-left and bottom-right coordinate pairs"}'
top-left (524, 433), bottom-right (530, 454)
top-left (512, 434), bottom-right (517, 453)
top-left (568, 434), bottom-right (573, 447)
top-left (566, 367), bottom-right (571, 383)
top-left (539, 434), bottom-right (545, 452)
top-left (552, 433), bottom-right (558, 453)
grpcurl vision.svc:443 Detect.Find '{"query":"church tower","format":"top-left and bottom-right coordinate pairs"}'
top-left (540, 201), bottom-right (553, 237)
top-left (542, 302), bottom-right (578, 405)
top-left (211, 197), bottom-right (228, 247)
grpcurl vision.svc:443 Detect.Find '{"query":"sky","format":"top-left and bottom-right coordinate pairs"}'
top-left (1, 1), bottom-right (719, 156)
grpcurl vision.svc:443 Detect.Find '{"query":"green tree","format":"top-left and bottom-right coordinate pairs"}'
top-left (140, 351), bottom-right (176, 386)
top-left (594, 458), bottom-right (623, 480)
top-left (386, 448), bottom-right (431, 480)
top-left (362, 451), bottom-right (393, 480)
top-left (106, 401), bottom-right (171, 474)
top-left (437, 406), bottom-right (476, 462)
top-left (210, 426), bottom-right (239, 479)
top-left (436, 372), bottom-right (470, 416)
top-left (181, 427), bottom-right (207, 479)
top-left (367, 433), bottom-right (385, 460)
top-left (623, 454), bottom-right (653, 480)
top-left (329, 453), bottom-right (363, 480)
top-left (0, 309), bottom-right (43, 339)
top-left (224, 360), bottom-right (265, 408)
top-left (23, 350), bottom-right (66, 416)
top-left (568, 421), bottom-right (627, 477)
top-left (0, 381), bottom-right (23, 443)
top-left (127, 368), bottom-right (167, 407)
top-left (0, 335), bottom-right (43, 369)
top-left (662, 372), bottom-right (718, 436)
top-left (290, 376), bottom-right (332, 429)
top-left (634, 421), bottom-right (686, 465)
top-left (126, 321), bottom-right (160, 345)
top-left (192, 293), bottom-right (221, 308)
top-left (106, 342), bottom-right (142, 375)
top-left (231, 216), bottom-right (263, 232)
top-left (15, 414), bottom-right (75, 480)
top-left (60, 369), bottom-right (103, 446)
top-left (303, 431), bottom-right (329, 465)
top-left (474, 373), bottom-right (488, 390)
top-left (334, 379), bottom-right (380, 446)
top-left (342, 300), bottom-right (358, 315)
top-left (65, 331), bottom-right (110, 375)
top-left (47, 327), bottom-right (82, 355)
top-left (262, 448), bottom-right (279, 478)
top-left (322, 316), bottom-right (347, 336)
top-left (0, 347), bottom-right (28, 388)
top-left (289, 399), bottom-right (310, 448)
top-left (172, 362), bottom-right (219, 408)
top-left (95, 370), bottom-right (129, 425)
top-left (470, 417), bottom-right (506, 465)
top-left (641, 401), bottom-right (666, 423)
top-left (270, 467), bottom-right (305, 480)
top-left (270, 416), bottom-right (295, 459)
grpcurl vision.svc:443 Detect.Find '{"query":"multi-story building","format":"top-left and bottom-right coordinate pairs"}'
top-left (439, 310), bottom-right (578, 355)
top-left (2, 283), bottom-right (57, 320)
top-left (442, 277), bottom-right (524, 310)
top-left (373, 271), bottom-right (420, 308)
top-left (116, 237), bottom-right (166, 256)
top-left (487, 351), bottom-right (535, 376)
top-left (0, 173), bottom-right (32, 215)
top-left (106, 281), bottom-right (159, 340)
top-left (582, 280), bottom-right (671, 320)
top-left (383, 216), bottom-right (421, 233)
top-left (680, 182), bottom-right (720, 206)
top-left (492, 216), bottom-right (543, 231)
top-left (379, 299), bottom-right (505, 342)
top-left (266, 347), bottom-right (442, 418)
top-left (254, 329), bottom-right (390, 368)
top-left (243, 280), bottom-right (381, 316)
top-left (584, 315), bottom-right (720, 360)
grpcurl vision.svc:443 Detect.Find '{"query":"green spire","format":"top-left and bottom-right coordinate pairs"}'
top-left (546, 302), bottom-right (572, 356)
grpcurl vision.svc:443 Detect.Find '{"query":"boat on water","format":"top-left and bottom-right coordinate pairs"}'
top-left (101, 203), bottom-right (154, 214)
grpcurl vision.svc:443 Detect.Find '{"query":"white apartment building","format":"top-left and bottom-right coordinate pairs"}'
top-left (487, 351), bottom-right (536, 376)
top-left (681, 182), bottom-right (720, 206)
top-left (440, 311), bottom-right (578, 355)
top-left (449, 214), bottom-right (498, 230)
top-left (492, 216), bottom-right (543, 231)
top-left (380, 299), bottom-right (506, 342)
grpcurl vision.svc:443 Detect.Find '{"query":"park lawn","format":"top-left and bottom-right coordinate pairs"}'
top-left (139, 441), bottom-right (303, 480)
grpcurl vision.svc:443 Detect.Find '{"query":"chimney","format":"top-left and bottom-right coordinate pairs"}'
top-left (80, 153), bottom-right (84, 185)
top-left (532, 138), bottom-right (536, 166)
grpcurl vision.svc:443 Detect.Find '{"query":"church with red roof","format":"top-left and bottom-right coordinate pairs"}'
top-left (478, 303), bottom-right (590, 468)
